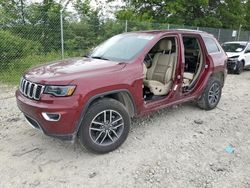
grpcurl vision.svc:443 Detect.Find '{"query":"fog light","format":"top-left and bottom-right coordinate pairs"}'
top-left (42, 112), bottom-right (61, 121)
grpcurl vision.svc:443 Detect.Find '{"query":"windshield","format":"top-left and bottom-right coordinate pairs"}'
top-left (222, 43), bottom-right (247, 53)
top-left (89, 33), bottom-right (155, 61)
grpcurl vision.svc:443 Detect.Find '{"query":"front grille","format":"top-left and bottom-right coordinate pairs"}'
top-left (227, 60), bottom-right (236, 69)
top-left (19, 78), bottom-right (44, 100)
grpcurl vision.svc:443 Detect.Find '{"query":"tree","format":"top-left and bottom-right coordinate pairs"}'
top-left (111, 0), bottom-right (248, 29)
top-left (0, 0), bottom-right (28, 25)
top-left (244, 0), bottom-right (250, 30)
top-left (218, 0), bottom-right (245, 29)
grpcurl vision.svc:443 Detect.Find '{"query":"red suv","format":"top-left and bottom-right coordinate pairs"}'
top-left (16, 30), bottom-right (227, 153)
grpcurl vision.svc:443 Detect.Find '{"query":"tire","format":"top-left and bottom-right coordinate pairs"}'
top-left (235, 61), bottom-right (244, 74)
top-left (78, 98), bottom-right (130, 154)
top-left (197, 77), bottom-right (222, 110)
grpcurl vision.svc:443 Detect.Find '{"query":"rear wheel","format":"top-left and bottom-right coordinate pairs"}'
top-left (79, 98), bottom-right (130, 154)
top-left (235, 61), bottom-right (244, 74)
top-left (197, 77), bottom-right (222, 110)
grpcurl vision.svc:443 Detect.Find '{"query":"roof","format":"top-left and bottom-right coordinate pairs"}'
top-left (129, 29), bottom-right (212, 36)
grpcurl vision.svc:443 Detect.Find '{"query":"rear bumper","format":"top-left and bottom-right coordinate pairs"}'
top-left (16, 90), bottom-right (82, 140)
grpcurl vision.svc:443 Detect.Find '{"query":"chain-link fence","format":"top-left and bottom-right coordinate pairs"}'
top-left (1, 12), bottom-right (250, 85)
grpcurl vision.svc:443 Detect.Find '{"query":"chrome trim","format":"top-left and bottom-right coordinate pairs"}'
top-left (19, 78), bottom-right (44, 100)
top-left (27, 83), bottom-right (31, 97)
top-left (24, 81), bottom-right (28, 96)
top-left (42, 112), bottom-right (61, 122)
top-left (24, 115), bottom-right (44, 133)
top-left (33, 84), bottom-right (37, 99)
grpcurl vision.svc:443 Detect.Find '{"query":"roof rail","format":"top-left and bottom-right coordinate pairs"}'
top-left (174, 29), bottom-right (206, 33)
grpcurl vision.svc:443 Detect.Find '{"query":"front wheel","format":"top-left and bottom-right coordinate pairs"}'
top-left (197, 78), bottom-right (222, 110)
top-left (235, 61), bottom-right (244, 74)
top-left (78, 98), bottom-right (130, 154)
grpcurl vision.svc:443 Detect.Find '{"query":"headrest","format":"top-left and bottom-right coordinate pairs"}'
top-left (159, 40), bottom-right (172, 51)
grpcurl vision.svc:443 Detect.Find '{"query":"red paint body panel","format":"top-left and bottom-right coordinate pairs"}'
top-left (16, 30), bottom-right (227, 138)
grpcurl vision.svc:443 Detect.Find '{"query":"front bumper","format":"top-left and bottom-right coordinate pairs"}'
top-left (16, 90), bottom-right (82, 140)
top-left (227, 60), bottom-right (238, 71)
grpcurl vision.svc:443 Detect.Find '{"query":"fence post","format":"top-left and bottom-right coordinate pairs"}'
top-left (167, 24), bottom-right (170, 30)
top-left (125, 20), bottom-right (128, 32)
top-left (197, 27), bottom-right (199, 31)
top-left (218, 29), bottom-right (221, 42)
top-left (60, 9), bottom-right (64, 59)
top-left (237, 24), bottom-right (242, 41)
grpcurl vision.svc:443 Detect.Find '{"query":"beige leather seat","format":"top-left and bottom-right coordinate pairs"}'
top-left (144, 39), bottom-right (176, 95)
top-left (183, 72), bottom-right (194, 87)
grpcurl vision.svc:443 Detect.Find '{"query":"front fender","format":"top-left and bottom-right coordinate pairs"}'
top-left (73, 87), bottom-right (137, 135)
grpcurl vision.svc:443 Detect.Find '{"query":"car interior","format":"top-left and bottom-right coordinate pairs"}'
top-left (143, 37), bottom-right (177, 101)
top-left (182, 36), bottom-right (204, 91)
top-left (142, 36), bottom-right (204, 101)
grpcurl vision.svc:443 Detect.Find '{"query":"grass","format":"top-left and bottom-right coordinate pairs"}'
top-left (0, 51), bottom-right (82, 85)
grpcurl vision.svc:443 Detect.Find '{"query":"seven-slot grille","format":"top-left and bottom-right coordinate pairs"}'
top-left (19, 78), bottom-right (44, 100)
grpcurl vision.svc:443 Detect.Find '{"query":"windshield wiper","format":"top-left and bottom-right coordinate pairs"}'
top-left (91, 56), bottom-right (110, 61)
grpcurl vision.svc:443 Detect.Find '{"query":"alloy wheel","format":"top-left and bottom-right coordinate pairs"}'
top-left (89, 110), bottom-right (124, 146)
top-left (208, 83), bottom-right (220, 106)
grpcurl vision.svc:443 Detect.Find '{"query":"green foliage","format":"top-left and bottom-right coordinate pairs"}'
top-left (218, 0), bottom-right (245, 29)
top-left (245, 0), bottom-right (250, 30)
top-left (0, 30), bottom-right (41, 65)
top-left (114, 0), bottom-right (247, 29)
top-left (116, 8), bottom-right (153, 22)
top-left (0, 52), bottom-right (79, 85)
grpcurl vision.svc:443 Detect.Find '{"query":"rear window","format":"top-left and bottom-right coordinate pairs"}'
top-left (204, 37), bottom-right (220, 54)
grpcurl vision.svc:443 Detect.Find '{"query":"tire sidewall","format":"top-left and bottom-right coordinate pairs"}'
top-left (235, 61), bottom-right (244, 74)
top-left (79, 99), bottom-right (130, 154)
top-left (203, 79), bottom-right (222, 110)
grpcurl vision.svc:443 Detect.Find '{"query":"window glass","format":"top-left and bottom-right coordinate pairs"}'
top-left (90, 34), bottom-right (155, 61)
top-left (204, 37), bottom-right (220, 53)
top-left (222, 43), bottom-right (247, 52)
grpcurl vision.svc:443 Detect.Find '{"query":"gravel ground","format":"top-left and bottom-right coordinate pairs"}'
top-left (0, 72), bottom-right (250, 188)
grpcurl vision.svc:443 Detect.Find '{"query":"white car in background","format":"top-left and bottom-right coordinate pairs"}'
top-left (222, 41), bottom-right (250, 74)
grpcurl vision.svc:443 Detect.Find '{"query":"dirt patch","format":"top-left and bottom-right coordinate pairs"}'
top-left (0, 72), bottom-right (250, 187)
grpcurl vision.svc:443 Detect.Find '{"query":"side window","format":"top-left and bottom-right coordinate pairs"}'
top-left (204, 37), bottom-right (220, 54)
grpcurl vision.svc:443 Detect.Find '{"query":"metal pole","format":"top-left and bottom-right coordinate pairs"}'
top-left (167, 24), bottom-right (170, 30)
top-left (218, 29), bottom-right (221, 42)
top-left (60, 9), bottom-right (64, 59)
top-left (237, 24), bottom-right (242, 41)
top-left (125, 20), bottom-right (128, 32)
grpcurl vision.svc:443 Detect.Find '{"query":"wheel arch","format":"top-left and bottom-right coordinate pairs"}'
top-left (241, 59), bottom-right (245, 67)
top-left (210, 71), bottom-right (225, 86)
top-left (75, 89), bottom-right (136, 135)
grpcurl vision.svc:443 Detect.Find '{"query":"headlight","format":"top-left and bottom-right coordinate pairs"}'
top-left (229, 57), bottom-right (238, 61)
top-left (44, 85), bottom-right (76, 96)
top-left (228, 56), bottom-right (239, 61)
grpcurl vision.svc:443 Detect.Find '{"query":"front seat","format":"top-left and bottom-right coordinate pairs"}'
top-left (144, 39), bottom-right (175, 95)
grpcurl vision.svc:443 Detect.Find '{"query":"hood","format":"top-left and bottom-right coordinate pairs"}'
top-left (24, 57), bottom-right (126, 84)
top-left (226, 52), bottom-right (241, 58)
